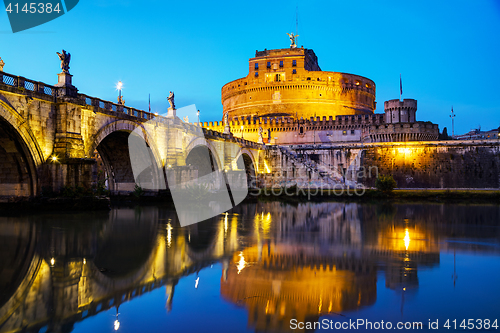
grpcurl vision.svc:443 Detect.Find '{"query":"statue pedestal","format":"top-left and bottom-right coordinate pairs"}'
top-left (166, 107), bottom-right (176, 118)
top-left (55, 72), bottom-right (78, 97)
top-left (223, 125), bottom-right (231, 135)
top-left (55, 72), bottom-right (73, 87)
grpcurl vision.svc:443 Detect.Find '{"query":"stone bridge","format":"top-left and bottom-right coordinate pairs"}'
top-left (0, 70), bottom-right (266, 197)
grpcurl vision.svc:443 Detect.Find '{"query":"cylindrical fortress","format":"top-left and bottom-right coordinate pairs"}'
top-left (384, 99), bottom-right (417, 123)
top-left (221, 48), bottom-right (376, 121)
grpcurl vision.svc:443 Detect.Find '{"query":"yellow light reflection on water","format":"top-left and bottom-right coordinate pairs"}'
top-left (114, 320), bottom-right (120, 331)
top-left (237, 251), bottom-right (246, 274)
top-left (404, 228), bottom-right (410, 250)
top-left (224, 213), bottom-right (228, 234)
top-left (262, 212), bottom-right (271, 237)
top-left (50, 258), bottom-right (55, 266)
top-left (166, 223), bottom-right (173, 248)
top-left (264, 160), bottom-right (271, 173)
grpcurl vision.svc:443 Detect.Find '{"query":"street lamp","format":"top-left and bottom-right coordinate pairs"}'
top-left (450, 106), bottom-right (456, 138)
top-left (116, 81), bottom-right (123, 105)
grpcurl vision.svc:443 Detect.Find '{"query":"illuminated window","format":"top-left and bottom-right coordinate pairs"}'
top-left (267, 62), bottom-right (271, 69)
top-left (292, 60), bottom-right (297, 66)
top-left (292, 69), bottom-right (297, 74)
top-left (355, 80), bottom-right (360, 86)
top-left (279, 60), bottom-right (284, 67)
top-left (254, 63), bottom-right (259, 70)
top-left (342, 130), bottom-right (347, 135)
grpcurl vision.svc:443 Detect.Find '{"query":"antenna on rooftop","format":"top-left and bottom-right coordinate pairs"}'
top-left (296, 6), bottom-right (299, 44)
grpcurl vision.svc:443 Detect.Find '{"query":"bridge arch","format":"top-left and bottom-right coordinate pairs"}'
top-left (237, 148), bottom-right (257, 189)
top-left (185, 137), bottom-right (223, 172)
top-left (184, 138), bottom-right (225, 191)
top-left (88, 120), bottom-right (164, 192)
top-left (0, 97), bottom-right (44, 196)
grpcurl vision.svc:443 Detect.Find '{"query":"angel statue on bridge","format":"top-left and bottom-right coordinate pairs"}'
top-left (56, 50), bottom-right (71, 73)
top-left (167, 91), bottom-right (175, 109)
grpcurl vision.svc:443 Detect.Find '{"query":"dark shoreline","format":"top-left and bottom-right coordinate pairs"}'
top-left (0, 189), bottom-right (499, 214)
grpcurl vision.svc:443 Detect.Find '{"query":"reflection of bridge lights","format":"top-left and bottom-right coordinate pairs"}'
top-left (237, 251), bottom-right (246, 274)
top-left (224, 213), bottom-right (228, 233)
top-left (264, 160), bottom-right (271, 173)
top-left (195, 277), bottom-right (199, 289)
top-left (83, 258), bottom-right (86, 265)
top-left (404, 228), bottom-right (410, 251)
top-left (166, 223), bottom-right (172, 248)
top-left (114, 320), bottom-right (120, 331)
top-left (50, 258), bottom-right (55, 266)
top-left (262, 212), bottom-right (271, 236)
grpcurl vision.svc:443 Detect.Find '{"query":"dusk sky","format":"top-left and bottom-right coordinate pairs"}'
top-left (1, 0), bottom-right (499, 134)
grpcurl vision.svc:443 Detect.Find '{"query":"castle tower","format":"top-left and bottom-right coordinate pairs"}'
top-left (384, 99), bottom-right (417, 124)
top-left (221, 47), bottom-right (376, 121)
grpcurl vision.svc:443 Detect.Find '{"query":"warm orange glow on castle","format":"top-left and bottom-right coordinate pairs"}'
top-left (221, 47), bottom-right (376, 121)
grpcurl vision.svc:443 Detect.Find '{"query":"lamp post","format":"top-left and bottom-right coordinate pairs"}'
top-left (116, 81), bottom-right (123, 105)
top-left (450, 107), bottom-right (456, 138)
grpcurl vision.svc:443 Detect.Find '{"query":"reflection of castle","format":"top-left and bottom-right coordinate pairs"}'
top-left (220, 243), bottom-right (377, 332)
top-left (2, 203), bottom-right (495, 333)
top-left (203, 41), bottom-right (439, 144)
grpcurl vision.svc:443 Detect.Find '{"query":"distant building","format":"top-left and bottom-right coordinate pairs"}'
top-left (453, 127), bottom-right (500, 140)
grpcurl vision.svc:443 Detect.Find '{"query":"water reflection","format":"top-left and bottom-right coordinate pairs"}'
top-left (0, 202), bottom-right (498, 332)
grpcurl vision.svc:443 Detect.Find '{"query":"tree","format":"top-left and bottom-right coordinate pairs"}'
top-left (439, 127), bottom-right (451, 140)
top-left (375, 175), bottom-right (397, 193)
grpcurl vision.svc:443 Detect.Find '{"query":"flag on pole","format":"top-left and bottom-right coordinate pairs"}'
top-left (400, 74), bottom-right (403, 99)
top-left (148, 94), bottom-right (151, 112)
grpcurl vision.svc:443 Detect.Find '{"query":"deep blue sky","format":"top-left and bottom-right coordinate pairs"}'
top-left (1, 0), bottom-right (499, 134)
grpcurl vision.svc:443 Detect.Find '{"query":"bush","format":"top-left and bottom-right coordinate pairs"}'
top-left (133, 184), bottom-right (144, 198)
top-left (375, 175), bottom-right (397, 193)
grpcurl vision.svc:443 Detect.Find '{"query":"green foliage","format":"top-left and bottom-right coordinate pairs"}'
top-left (41, 186), bottom-right (55, 198)
top-left (92, 170), bottom-right (109, 196)
top-left (61, 185), bottom-right (91, 198)
top-left (133, 184), bottom-right (144, 198)
top-left (375, 175), bottom-right (397, 193)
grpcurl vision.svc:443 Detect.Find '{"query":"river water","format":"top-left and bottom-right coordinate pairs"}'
top-left (0, 201), bottom-right (499, 333)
